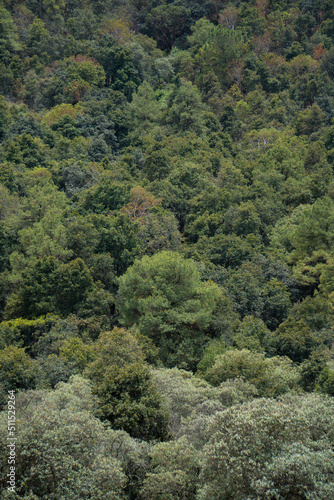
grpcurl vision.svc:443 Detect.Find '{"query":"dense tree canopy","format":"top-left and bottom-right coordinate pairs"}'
top-left (1, 0), bottom-right (334, 498)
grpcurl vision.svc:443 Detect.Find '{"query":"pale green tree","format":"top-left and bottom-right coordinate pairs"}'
top-left (198, 393), bottom-right (334, 499)
top-left (0, 376), bottom-right (128, 499)
top-left (140, 437), bottom-right (200, 500)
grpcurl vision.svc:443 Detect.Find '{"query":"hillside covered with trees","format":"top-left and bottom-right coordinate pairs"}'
top-left (1, 0), bottom-right (334, 498)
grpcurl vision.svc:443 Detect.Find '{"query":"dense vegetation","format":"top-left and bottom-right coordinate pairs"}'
top-left (1, 0), bottom-right (334, 498)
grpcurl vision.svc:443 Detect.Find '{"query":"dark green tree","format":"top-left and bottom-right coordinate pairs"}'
top-left (117, 251), bottom-right (226, 369)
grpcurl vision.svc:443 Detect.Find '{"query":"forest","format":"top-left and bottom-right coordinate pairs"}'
top-left (0, 0), bottom-right (334, 498)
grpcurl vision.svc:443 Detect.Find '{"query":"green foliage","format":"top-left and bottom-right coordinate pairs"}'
top-left (86, 327), bottom-right (147, 376)
top-left (165, 81), bottom-right (208, 134)
top-left (40, 55), bottom-right (106, 105)
top-left (188, 19), bottom-right (243, 86)
top-left (0, 376), bottom-right (129, 499)
top-left (26, 17), bottom-right (52, 64)
top-left (252, 441), bottom-right (334, 499)
top-left (198, 393), bottom-right (334, 499)
top-left (204, 348), bottom-right (300, 397)
top-left (137, 209), bottom-right (182, 256)
top-left (42, 103), bottom-right (83, 126)
top-left (196, 338), bottom-right (227, 375)
top-left (151, 367), bottom-right (222, 436)
top-left (5, 257), bottom-right (97, 319)
top-left (5, 257), bottom-right (60, 318)
top-left (1, 2), bottom-right (334, 495)
top-left (226, 262), bottom-right (292, 329)
top-left (92, 361), bottom-right (168, 441)
top-left (53, 258), bottom-right (94, 315)
top-left (3, 133), bottom-right (48, 168)
top-left (294, 103), bottom-right (326, 136)
top-left (91, 212), bottom-right (141, 275)
top-left (140, 437), bottom-right (199, 500)
top-left (96, 42), bottom-right (141, 98)
top-left (0, 314), bottom-right (58, 350)
top-left (129, 81), bottom-right (162, 131)
top-left (117, 251), bottom-right (226, 369)
top-left (231, 316), bottom-right (269, 352)
top-left (299, 348), bottom-right (329, 391)
top-left (268, 317), bottom-right (326, 362)
top-left (145, 4), bottom-right (191, 51)
top-left (0, 94), bottom-right (11, 139)
top-left (78, 177), bottom-right (131, 214)
top-left (86, 327), bottom-right (167, 440)
top-left (317, 364), bottom-right (334, 396)
top-left (270, 196), bottom-right (334, 288)
top-left (0, 7), bottom-right (21, 94)
top-left (7, 180), bottom-right (70, 270)
top-left (0, 346), bottom-right (37, 405)
top-left (59, 336), bottom-right (95, 371)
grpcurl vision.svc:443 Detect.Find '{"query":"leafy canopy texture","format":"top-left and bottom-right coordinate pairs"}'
top-left (0, 376), bottom-right (128, 500)
top-left (198, 393), bottom-right (334, 500)
top-left (85, 327), bottom-right (168, 441)
top-left (116, 251), bottom-right (224, 368)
